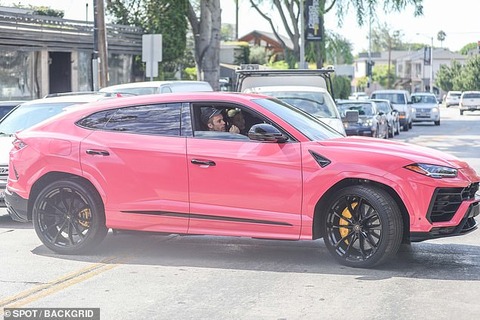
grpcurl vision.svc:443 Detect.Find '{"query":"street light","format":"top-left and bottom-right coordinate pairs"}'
top-left (416, 33), bottom-right (434, 93)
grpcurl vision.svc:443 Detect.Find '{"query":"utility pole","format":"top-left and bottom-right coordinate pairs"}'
top-left (429, 36), bottom-right (434, 93)
top-left (92, 0), bottom-right (108, 90)
top-left (299, 0), bottom-right (305, 69)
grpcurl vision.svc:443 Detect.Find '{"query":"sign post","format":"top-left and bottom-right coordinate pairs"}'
top-left (142, 34), bottom-right (162, 81)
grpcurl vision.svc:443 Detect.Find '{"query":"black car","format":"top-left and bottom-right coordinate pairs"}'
top-left (337, 100), bottom-right (389, 138)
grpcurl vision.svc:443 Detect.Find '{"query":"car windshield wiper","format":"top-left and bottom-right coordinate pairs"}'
top-left (0, 131), bottom-right (14, 137)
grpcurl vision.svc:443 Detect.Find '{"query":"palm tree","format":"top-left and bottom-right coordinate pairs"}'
top-left (437, 30), bottom-right (446, 48)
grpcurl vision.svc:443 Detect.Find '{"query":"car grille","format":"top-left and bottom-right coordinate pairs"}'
top-left (428, 183), bottom-right (479, 222)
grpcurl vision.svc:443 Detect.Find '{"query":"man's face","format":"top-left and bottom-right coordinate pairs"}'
top-left (208, 114), bottom-right (226, 131)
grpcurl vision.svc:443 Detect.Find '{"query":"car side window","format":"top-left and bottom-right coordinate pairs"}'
top-left (192, 103), bottom-right (264, 140)
top-left (77, 103), bottom-right (192, 137)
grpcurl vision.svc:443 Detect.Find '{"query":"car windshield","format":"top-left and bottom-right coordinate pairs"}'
top-left (0, 102), bottom-right (78, 135)
top-left (337, 103), bottom-right (373, 116)
top-left (253, 98), bottom-right (344, 140)
top-left (412, 95), bottom-right (437, 104)
top-left (374, 101), bottom-right (390, 114)
top-left (372, 93), bottom-right (405, 104)
top-left (258, 91), bottom-right (339, 119)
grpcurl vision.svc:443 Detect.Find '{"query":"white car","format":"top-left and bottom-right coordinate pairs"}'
top-left (0, 93), bottom-right (115, 207)
top-left (445, 91), bottom-right (462, 108)
top-left (99, 80), bottom-right (213, 95)
top-left (411, 92), bottom-right (441, 125)
top-left (459, 91), bottom-right (480, 115)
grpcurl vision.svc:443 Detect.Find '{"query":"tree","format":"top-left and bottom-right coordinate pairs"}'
top-left (435, 61), bottom-right (462, 92)
top-left (370, 23), bottom-right (403, 88)
top-left (331, 75), bottom-right (352, 99)
top-left (106, 0), bottom-right (189, 79)
top-left (437, 30), bottom-right (446, 47)
top-left (323, 31), bottom-right (354, 65)
top-left (187, 0), bottom-right (221, 90)
top-left (457, 55), bottom-right (480, 91)
top-left (460, 42), bottom-right (477, 55)
top-left (248, 0), bottom-right (423, 68)
top-left (372, 64), bottom-right (396, 89)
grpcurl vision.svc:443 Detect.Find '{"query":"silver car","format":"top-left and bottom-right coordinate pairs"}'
top-left (411, 92), bottom-right (440, 125)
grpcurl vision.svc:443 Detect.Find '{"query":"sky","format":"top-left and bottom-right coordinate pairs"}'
top-left (5, 0), bottom-right (480, 54)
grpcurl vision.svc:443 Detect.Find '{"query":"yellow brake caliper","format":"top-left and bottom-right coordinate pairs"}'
top-left (77, 208), bottom-right (92, 228)
top-left (339, 202), bottom-right (357, 244)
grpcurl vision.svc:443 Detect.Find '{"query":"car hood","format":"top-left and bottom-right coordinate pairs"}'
top-left (412, 103), bottom-right (438, 108)
top-left (318, 136), bottom-right (475, 171)
top-left (0, 136), bottom-right (14, 164)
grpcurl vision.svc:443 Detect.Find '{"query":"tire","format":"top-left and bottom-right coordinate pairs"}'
top-left (460, 110), bottom-right (464, 115)
top-left (434, 120), bottom-right (440, 126)
top-left (32, 178), bottom-right (108, 254)
top-left (394, 121), bottom-right (400, 135)
top-left (402, 123), bottom-right (409, 131)
top-left (322, 185), bottom-right (403, 268)
top-left (408, 121), bottom-right (413, 129)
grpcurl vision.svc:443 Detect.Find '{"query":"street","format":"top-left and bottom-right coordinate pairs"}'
top-left (1, 105), bottom-right (480, 320)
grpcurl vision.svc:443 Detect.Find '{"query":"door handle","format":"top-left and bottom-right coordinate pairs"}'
top-left (86, 149), bottom-right (110, 156)
top-left (191, 159), bottom-right (216, 166)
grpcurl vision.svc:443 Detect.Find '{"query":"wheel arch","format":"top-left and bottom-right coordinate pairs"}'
top-left (27, 172), bottom-right (103, 221)
top-left (312, 178), bottom-right (410, 243)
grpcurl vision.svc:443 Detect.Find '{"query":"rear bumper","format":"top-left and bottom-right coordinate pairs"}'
top-left (4, 188), bottom-right (29, 222)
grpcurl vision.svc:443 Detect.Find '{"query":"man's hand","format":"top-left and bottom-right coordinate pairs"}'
top-left (229, 125), bottom-right (240, 133)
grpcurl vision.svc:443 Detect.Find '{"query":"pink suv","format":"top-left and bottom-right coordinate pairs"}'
top-left (5, 92), bottom-right (480, 268)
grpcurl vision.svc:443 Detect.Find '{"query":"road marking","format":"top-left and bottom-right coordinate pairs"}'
top-left (0, 256), bottom-right (127, 311)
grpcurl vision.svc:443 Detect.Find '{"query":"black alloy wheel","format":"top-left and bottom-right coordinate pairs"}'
top-left (322, 185), bottom-right (403, 268)
top-left (33, 179), bottom-right (108, 254)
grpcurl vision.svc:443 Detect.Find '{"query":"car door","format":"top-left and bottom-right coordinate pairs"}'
top-left (186, 119), bottom-right (303, 240)
top-left (79, 103), bottom-right (190, 233)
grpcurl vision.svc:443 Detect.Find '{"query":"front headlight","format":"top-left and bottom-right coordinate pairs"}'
top-left (362, 119), bottom-right (373, 127)
top-left (404, 163), bottom-right (458, 178)
top-left (431, 107), bottom-right (439, 113)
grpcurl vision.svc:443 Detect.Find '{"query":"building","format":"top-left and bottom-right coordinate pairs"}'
top-left (0, 8), bottom-right (142, 100)
top-left (352, 49), bottom-right (468, 97)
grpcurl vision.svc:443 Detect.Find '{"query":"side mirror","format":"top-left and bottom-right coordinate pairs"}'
top-left (248, 123), bottom-right (288, 143)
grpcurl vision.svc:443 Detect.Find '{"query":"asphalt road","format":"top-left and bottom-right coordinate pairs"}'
top-left (1, 105), bottom-right (479, 320)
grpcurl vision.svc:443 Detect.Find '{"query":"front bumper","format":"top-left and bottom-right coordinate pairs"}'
top-left (411, 200), bottom-right (479, 242)
top-left (4, 187), bottom-right (29, 222)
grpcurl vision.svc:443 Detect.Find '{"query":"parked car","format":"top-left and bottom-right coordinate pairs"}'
top-left (336, 100), bottom-right (389, 138)
top-left (99, 80), bottom-right (213, 95)
top-left (370, 89), bottom-right (413, 131)
top-left (8, 92), bottom-right (477, 269)
top-left (243, 85), bottom-right (346, 135)
top-left (0, 93), bottom-right (117, 207)
top-left (459, 91), bottom-right (480, 115)
top-left (371, 98), bottom-right (400, 137)
top-left (348, 92), bottom-right (369, 100)
top-left (445, 91), bottom-right (462, 108)
top-left (411, 92), bottom-right (441, 125)
top-left (235, 67), bottom-right (345, 135)
top-left (0, 100), bottom-right (26, 120)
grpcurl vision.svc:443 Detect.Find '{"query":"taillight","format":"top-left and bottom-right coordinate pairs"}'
top-left (12, 138), bottom-right (27, 150)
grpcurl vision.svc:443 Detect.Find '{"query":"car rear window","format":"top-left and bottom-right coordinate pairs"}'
top-left (463, 93), bottom-right (480, 99)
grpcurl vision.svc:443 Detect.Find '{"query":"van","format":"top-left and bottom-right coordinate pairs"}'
top-left (99, 80), bottom-right (213, 95)
top-left (235, 67), bottom-right (345, 135)
top-left (370, 89), bottom-right (413, 131)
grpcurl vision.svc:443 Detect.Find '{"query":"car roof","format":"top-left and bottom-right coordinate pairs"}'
top-left (57, 92), bottom-right (263, 113)
top-left (20, 93), bottom-right (113, 106)
top-left (411, 92), bottom-right (435, 96)
top-left (99, 81), bottom-right (212, 91)
top-left (0, 100), bottom-right (27, 106)
top-left (244, 86), bottom-right (329, 93)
